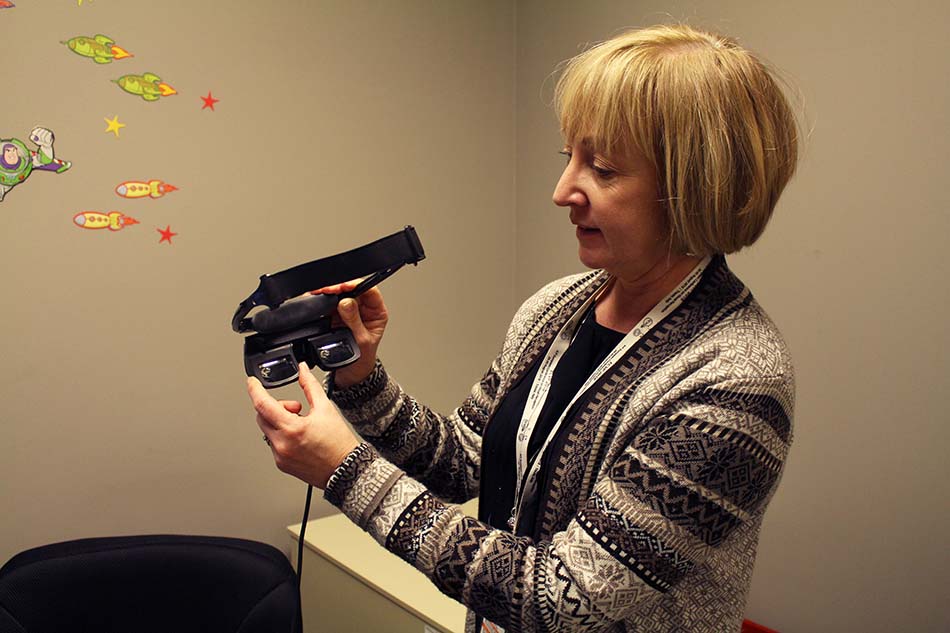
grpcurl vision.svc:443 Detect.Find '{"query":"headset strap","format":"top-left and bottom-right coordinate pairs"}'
top-left (231, 226), bottom-right (425, 332)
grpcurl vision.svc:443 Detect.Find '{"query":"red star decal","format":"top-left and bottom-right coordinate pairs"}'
top-left (201, 91), bottom-right (220, 111)
top-left (157, 225), bottom-right (177, 244)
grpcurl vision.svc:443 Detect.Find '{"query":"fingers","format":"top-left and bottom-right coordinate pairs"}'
top-left (356, 287), bottom-right (385, 310)
top-left (281, 400), bottom-right (303, 415)
top-left (255, 416), bottom-right (279, 459)
top-left (310, 278), bottom-right (363, 295)
top-left (297, 363), bottom-right (327, 409)
top-left (336, 297), bottom-right (368, 337)
top-left (247, 376), bottom-right (287, 429)
top-left (254, 413), bottom-right (275, 439)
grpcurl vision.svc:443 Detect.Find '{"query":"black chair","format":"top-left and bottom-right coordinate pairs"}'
top-left (0, 534), bottom-right (301, 633)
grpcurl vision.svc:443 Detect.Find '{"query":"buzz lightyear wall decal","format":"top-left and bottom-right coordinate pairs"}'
top-left (62, 35), bottom-right (133, 64)
top-left (113, 73), bottom-right (177, 102)
top-left (104, 115), bottom-right (125, 137)
top-left (201, 92), bottom-right (219, 111)
top-left (73, 211), bottom-right (138, 231)
top-left (157, 225), bottom-right (177, 244)
top-left (115, 180), bottom-right (178, 199)
top-left (0, 128), bottom-right (71, 202)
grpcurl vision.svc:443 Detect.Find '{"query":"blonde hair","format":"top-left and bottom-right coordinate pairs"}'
top-left (554, 24), bottom-right (801, 255)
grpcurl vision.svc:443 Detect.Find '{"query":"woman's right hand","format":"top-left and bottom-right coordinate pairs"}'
top-left (311, 280), bottom-right (388, 388)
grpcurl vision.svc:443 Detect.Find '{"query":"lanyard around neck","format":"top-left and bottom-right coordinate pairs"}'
top-left (509, 257), bottom-right (711, 531)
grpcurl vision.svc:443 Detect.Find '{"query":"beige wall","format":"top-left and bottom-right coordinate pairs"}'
top-left (1, 0), bottom-right (515, 566)
top-left (3, 1), bottom-right (948, 631)
top-left (515, 1), bottom-right (949, 632)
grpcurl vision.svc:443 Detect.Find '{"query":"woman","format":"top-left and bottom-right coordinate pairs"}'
top-left (249, 23), bottom-right (800, 632)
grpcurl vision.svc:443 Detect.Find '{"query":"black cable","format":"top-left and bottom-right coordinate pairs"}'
top-left (290, 482), bottom-right (313, 632)
top-left (293, 375), bottom-right (333, 609)
top-left (296, 483), bottom-right (313, 590)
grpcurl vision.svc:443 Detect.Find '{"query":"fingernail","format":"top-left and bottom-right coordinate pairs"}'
top-left (341, 299), bottom-right (356, 313)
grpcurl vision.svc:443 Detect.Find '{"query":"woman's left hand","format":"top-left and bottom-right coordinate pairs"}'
top-left (247, 363), bottom-right (361, 490)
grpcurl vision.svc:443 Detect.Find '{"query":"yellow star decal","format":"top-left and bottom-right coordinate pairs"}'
top-left (104, 115), bottom-right (126, 138)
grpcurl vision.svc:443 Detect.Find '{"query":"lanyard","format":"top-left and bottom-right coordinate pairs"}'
top-left (508, 257), bottom-right (711, 531)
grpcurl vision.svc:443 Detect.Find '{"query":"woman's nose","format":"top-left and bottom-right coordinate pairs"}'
top-left (552, 165), bottom-right (586, 208)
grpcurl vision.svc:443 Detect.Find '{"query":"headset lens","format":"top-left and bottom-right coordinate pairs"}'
top-left (245, 342), bottom-right (300, 388)
top-left (308, 329), bottom-right (360, 370)
top-left (258, 356), bottom-right (298, 384)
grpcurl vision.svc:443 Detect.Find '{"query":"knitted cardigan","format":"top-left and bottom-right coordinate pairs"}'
top-left (324, 256), bottom-right (794, 632)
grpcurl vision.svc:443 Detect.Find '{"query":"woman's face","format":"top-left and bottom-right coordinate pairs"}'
top-left (552, 138), bottom-right (672, 282)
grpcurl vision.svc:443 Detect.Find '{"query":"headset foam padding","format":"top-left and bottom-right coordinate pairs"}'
top-left (250, 294), bottom-right (339, 334)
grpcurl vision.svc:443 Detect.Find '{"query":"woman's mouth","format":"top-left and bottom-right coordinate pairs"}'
top-left (575, 225), bottom-right (602, 239)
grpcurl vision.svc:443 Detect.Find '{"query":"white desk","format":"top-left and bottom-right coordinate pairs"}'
top-left (289, 508), bottom-right (471, 633)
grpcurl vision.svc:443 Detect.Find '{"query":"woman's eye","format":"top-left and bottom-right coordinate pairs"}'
top-left (560, 149), bottom-right (615, 178)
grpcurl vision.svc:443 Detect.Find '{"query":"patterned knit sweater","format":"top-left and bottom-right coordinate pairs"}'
top-left (323, 256), bottom-right (794, 632)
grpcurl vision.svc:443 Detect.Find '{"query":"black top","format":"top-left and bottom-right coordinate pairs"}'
top-left (477, 305), bottom-right (625, 536)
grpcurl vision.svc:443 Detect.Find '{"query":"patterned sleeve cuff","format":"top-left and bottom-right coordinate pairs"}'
top-left (327, 359), bottom-right (389, 411)
top-left (323, 442), bottom-right (405, 531)
top-left (324, 443), bottom-right (460, 583)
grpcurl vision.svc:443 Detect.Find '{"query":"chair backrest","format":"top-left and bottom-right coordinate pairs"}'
top-left (0, 534), bottom-right (301, 633)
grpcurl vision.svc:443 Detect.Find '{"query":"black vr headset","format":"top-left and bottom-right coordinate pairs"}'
top-left (232, 226), bottom-right (425, 388)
